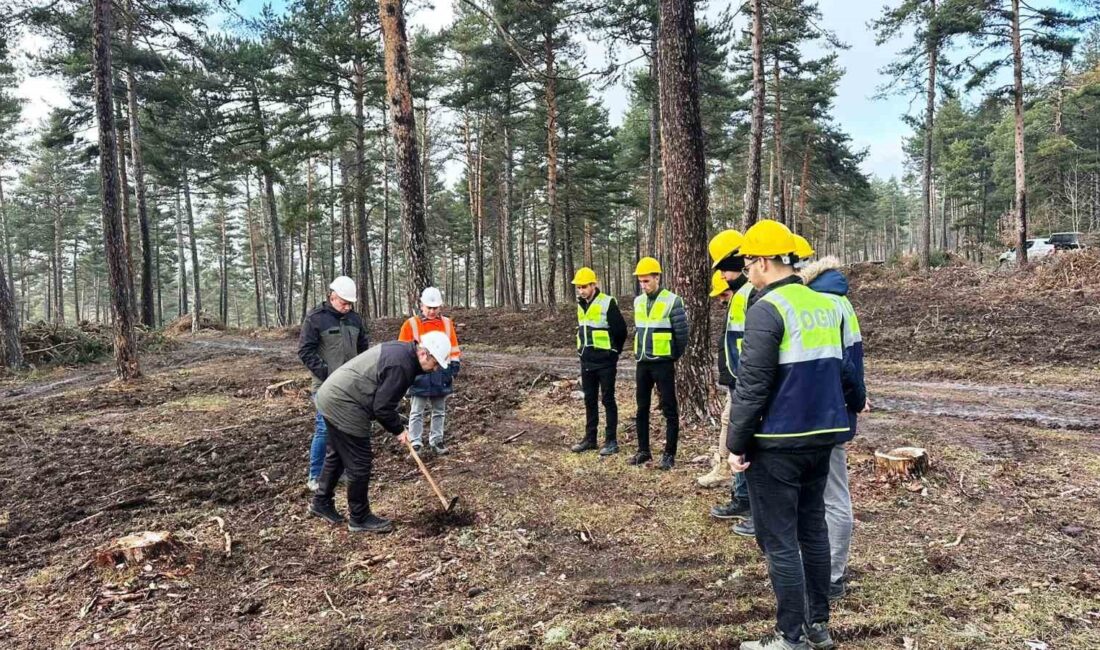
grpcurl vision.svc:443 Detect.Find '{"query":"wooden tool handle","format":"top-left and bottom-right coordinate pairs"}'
top-left (403, 436), bottom-right (451, 510)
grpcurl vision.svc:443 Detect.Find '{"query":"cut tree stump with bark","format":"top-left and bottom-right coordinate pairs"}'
top-left (95, 531), bottom-right (178, 567)
top-left (874, 447), bottom-right (931, 481)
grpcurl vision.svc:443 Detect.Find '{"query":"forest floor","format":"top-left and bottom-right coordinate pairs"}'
top-left (2, 259), bottom-right (1100, 649)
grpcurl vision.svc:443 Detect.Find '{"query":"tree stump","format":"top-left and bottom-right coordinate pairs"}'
top-left (874, 447), bottom-right (930, 481)
top-left (95, 531), bottom-right (178, 567)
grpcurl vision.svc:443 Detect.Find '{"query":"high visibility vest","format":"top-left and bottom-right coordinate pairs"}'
top-left (754, 283), bottom-right (850, 441)
top-left (725, 282), bottom-right (754, 375)
top-left (577, 292), bottom-right (614, 352)
top-left (406, 315), bottom-right (461, 360)
top-left (634, 289), bottom-right (678, 360)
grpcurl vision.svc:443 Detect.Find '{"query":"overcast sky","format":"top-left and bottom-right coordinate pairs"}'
top-left (12, 0), bottom-right (929, 182)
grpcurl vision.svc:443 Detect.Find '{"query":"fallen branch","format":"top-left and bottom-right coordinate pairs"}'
top-left (324, 590), bottom-right (346, 619)
top-left (944, 529), bottom-right (967, 548)
top-left (503, 430), bottom-right (527, 444)
top-left (264, 379), bottom-right (296, 399)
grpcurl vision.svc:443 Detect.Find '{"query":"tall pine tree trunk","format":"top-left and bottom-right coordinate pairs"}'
top-left (251, 88), bottom-right (287, 324)
top-left (52, 198), bottom-right (65, 324)
top-left (920, 0), bottom-right (937, 270)
top-left (773, 56), bottom-right (785, 225)
top-left (92, 0), bottom-right (140, 379)
top-left (659, 0), bottom-right (711, 419)
top-left (1011, 0), bottom-right (1028, 267)
top-left (543, 23), bottom-right (559, 305)
top-left (183, 167), bottom-right (202, 333)
top-left (125, 17), bottom-right (155, 328)
top-left (115, 103), bottom-right (137, 321)
top-left (175, 189), bottom-right (188, 315)
top-left (380, 0), bottom-right (432, 306)
top-left (245, 178), bottom-right (263, 326)
top-left (381, 105), bottom-right (391, 316)
top-left (0, 173), bottom-right (20, 368)
top-left (743, 0), bottom-right (765, 229)
top-left (646, 31), bottom-right (660, 254)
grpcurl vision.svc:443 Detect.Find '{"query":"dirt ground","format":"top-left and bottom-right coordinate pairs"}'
top-left (2, 261), bottom-right (1099, 649)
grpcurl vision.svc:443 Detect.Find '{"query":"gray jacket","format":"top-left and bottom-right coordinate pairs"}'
top-left (316, 342), bottom-right (424, 437)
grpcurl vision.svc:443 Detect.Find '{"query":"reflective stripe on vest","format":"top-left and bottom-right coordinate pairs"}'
top-left (754, 283), bottom-right (850, 439)
top-left (408, 316), bottom-right (455, 352)
top-left (634, 289), bottom-right (677, 360)
top-left (724, 282), bottom-right (753, 373)
top-left (577, 293), bottom-right (613, 351)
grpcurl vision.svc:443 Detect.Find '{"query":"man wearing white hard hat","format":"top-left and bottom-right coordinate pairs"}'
top-left (311, 331), bottom-right (452, 533)
top-left (298, 276), bottom-right (370, 491)
top-left (398, 287), bottom-right (462, 455)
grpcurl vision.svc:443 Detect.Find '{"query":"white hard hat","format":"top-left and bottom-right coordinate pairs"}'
top-left (420, 286), bottom-right (443, 308)
top-left (418, 330), bottom-right (451, 370)
top-left (329, 276), bottom-right (357, 303)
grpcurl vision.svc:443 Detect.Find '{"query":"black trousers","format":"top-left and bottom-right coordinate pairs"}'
top-left (635, 361), bottom-right (679, 456)
top-left (745, 448), bottom-right (833, 641)
top-left (581, 365), bottom-right (618, 443)
top-left (314, 418), bottom-right (374, 522)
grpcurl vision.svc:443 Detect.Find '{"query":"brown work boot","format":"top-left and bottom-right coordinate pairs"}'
top-left (697, 453), bottom-right (732, 488)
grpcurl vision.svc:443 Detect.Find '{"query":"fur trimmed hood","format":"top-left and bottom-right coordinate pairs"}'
top-left (798, 256), bottom-right (848, 296)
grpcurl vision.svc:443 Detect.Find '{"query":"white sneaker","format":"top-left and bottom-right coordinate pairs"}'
top-left (306, 478), bottom-right (319, 492)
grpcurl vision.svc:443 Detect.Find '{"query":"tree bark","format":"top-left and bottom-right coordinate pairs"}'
top-left (174, 189), bottom-right (188, 316)
top-left (115, 103), bottom-right (137, 321)
top-left (92, 0), bottom-right (140, 379)
top-left (743, 0), bottom-right (765, 229)
top-left (772, 56), bottom-right (785, 226)
top-left (251, 87), bottom-right (287, 324)
top-left (125, 16), bottom-right (155, 328)
top-left (658, 0), bottom-right (712, 420)
top-left (245, 178), bottom-right (263, 326)
top-left (52, 197), bottom-right (65, 324)
top-left (646, 31), bottom-right (660, 254)
top-left (183, 167), bottom-right (202, 333)
top-left (381, 105), bottom-right (391, 316)
top-left (0, 173), bottom-right (20, 368)
top-left (543, 19), bottom-right (560, 305)
top-left (380, 0), bottom-right (432, 307)
top-left (920, 0), bottom-right (937, 270)
top-left (1011, 0), bottom-right (1028, 267)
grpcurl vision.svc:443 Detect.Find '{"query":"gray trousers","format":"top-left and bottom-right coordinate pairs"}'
top-left (824, 444), bottom-right (853, 584)
top-left (409, 395), bottom-right (448, 445)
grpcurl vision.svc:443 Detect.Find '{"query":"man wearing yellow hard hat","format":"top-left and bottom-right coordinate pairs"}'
top-left (725, 220), bottom-right (866, 650)
top-left (570, 267), bottom-right (627, 456)
top-left (631, 256), bottom-right (689, 470)
top-left (705, 229), bottom-right (754, 532)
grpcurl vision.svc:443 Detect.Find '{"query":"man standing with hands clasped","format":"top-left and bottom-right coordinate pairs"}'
top-left (569, 267), bottom-right (627, 456)
top-left (726, 220), bottom-right (865, 650)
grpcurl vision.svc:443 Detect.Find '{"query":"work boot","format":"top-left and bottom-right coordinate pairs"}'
top-left (348, 513), bottom-right (393, 534)
top-left (308, 499), bottom-right (345, 525)
top-left (627, 451), bottom-right (652, 466)
top-left (697, 453), bottom-right (732, 488)
top-left (740, 630), bottom-right (810, 650)
top-left (430, 442), bottom-right (449, 456)
top-left (827, 579), bottom-right (847, 603)
top-left (571, 438), bottom-right (598, 453)
top-left (710, 499), bottom-right (751, 520)
top-left (802, 623), bottom-right (835, 650)
top-left (732, 518), bottom-right (756, 537)
top-left (657, 453), bottom-right (675, 471)
top-left (599, 439), bottom-right (619, 456)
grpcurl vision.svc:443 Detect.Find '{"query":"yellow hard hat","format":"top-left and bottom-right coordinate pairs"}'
top-left (709, 271), bottom-right (729, 298)
top-left (708, 229), bottom-right (744, 268)
top-left (633, 256), bottom-right (662, 276)
top-left (571, 267), bottom-right (598, 286)
top-left (739, 219), bottom-right (796, 258)
top-left (792, 234), bottom-right (815, 260)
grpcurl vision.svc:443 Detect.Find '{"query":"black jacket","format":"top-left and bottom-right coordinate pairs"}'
top-left (578, 290), bottom-right (628, 371)
top-left (298, 302), bottom-right (370, 391)
top-left (725, 275), bottom-right (865, 455)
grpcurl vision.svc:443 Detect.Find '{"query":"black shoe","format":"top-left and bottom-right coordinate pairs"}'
top-left (430, 442), bottom-right (449, 456)
top-left (571, 438), bottom-right (598, 453)
top-left (802, 622), bottom-right (835, 650)
top-left (627, 451), bottom-right (652, 466)
top-left (732, 518), bottom-right (756, 537)
top-left (827, 579), bottom-right (847, 602)
top-left (411, 442), bottom-right (422, 454)
top-left (308, 500), bottom-right (345, 525)
top-left (710, 499), bottom-right (751, 520)
top-left (599, 440), bottom-right (619, 456)
top-left (657, 453), bottom-right (675, 470)
top-left (348, 514), bottom-right (393, 534)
